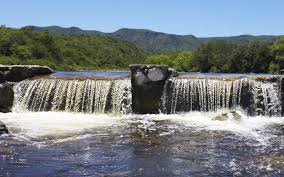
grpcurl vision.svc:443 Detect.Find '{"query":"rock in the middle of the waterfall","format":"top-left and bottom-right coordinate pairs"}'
top-left (130, 64), bottom-right (178, 114)
top-left (148, 67), bottom-right (165, 81)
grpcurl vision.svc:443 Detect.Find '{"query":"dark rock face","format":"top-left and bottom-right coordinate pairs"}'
top-left (0, 65), bottom-right (54, 82)
top-left (0, 121), bottom-right (8, 135)
top-left (0, 72), bottom-right (5, 83)
top-left (0, 65), bottom-right (52, 113)
top-left (0, 83), bottom-right (14, 113)
top-left (240, 81), bottom-right (255, 116)
top-left (168, 68), bottom-right (179, 77)
top-left (130, 64), bottom-right (178, 114)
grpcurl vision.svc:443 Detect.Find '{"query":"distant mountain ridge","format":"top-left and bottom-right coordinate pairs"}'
top-left (24, 26), bottom-right (280, 52)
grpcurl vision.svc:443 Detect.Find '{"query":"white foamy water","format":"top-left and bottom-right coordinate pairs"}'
top-left (0, 110), bottom-right (283, 145)
top-left (125, 110), bottom-right (284, 144)
top-left (0, 112), bottom-right (123, 141)
top-left (162, 77), bottom-right (283, 116)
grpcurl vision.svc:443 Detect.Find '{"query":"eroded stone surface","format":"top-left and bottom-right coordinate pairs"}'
top-left (148, 67), bottom-right (165, 81)
top-left (0, 65), bottom-right (53, 113)
top-left (130, 64), bottom-right (178, 114)
top-left (0, 65), bottom-right (54, 82)
top-left (134, 70), bottom-right (149, 86)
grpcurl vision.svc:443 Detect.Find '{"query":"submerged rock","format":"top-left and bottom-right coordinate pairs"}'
top-left (0, 65), bottom-right (54, 82)
top-left (213, 113), bottom-right (229, 121)
top-left (212, 111), bottom-right (242, 121)
top-left (0, 83), bottom-right (14, 113)
top-left (0, 121), bottom-right (8, 135)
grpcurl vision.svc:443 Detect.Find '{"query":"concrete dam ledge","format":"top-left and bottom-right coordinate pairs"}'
top-left (0, 64), bottom-right (283, 116)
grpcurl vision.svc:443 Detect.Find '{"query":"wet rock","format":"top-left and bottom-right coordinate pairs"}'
top-left (148, 67), bottom-right (165, 81)
top-left (240, 81), bottom-right (255, 116)
top-left (0, 121), bottom-right (8, 135)
top-left (212, 111), bottom-right (242, 121)
top-left (130, 64), bottom-right (178, 114)
top-left (0, 66), bottom-right (9, 72)
top-left (134, 70), bottom-right (149, 86)
top-left (0, 65), bottom-right (53, 82)
top-left (213, 113), bottom-right (229, 121)
top-left (0, 72), bottom-right (5, 83)
top-left (231, 111), bottom-right (242, 121)
top-left (0, 83), bottom-right (14, 113)
top-left (168, 68), bottom-right (179, 77)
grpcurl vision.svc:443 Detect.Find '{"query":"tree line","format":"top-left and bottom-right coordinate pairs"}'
top-left (0, 27), bottom-right (146, 70)
top-left (0, 26), bottom-right (283, 73)
top-left (145, 37), bottom-right (284, 74)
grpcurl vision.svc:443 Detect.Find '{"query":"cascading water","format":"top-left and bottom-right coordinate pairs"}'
top-left (252, 81), bottom-right (282, 116)
top-left (2, 71), bottom-right (284, 176)
top-left (161, 77), bottom-right (283, 116)
top-left (13, 78), bottom-right (132, 114)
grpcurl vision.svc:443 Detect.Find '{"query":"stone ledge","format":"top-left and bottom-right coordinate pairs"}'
top-left (0, 65), bottom-right (54, 82)
top-left (0, 65), bottom-right (53, 113)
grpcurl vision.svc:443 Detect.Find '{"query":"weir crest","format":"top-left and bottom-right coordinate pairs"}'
top-left (1, 65), bottom-right (282, 117)
top-left (13, 79), bottom-right (132, 114)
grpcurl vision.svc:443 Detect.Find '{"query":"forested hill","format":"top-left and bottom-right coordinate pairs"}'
top-left (0, 27), bottom-right (146, 70)
top-left (1, 26), bottom-right (283, 73)
top-left (25, 26), bottom-right (280, 53)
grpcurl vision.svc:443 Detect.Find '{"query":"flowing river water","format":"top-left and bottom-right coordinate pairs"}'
top-left (0, 71), bottom-right (284, 176)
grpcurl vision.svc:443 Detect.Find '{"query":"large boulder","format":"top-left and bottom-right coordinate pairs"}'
top-left (0, 65), bottom-right (53, 82)
top-left (0, 83), bottom-right (14, 113)
top-left (0, 121), bottom-right (8, 135)
top-left (130, 64), bottom-right (178, 114)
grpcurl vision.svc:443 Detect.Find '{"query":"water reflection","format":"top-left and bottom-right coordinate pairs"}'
top-left (0, 112), bottom-right (284, 176)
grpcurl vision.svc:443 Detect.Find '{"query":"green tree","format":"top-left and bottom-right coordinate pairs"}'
top-left (269, 62), bottom-right (280, 74)
top-left (271, 36), bottom-right (284, 70)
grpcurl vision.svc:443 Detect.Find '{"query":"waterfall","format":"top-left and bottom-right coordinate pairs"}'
top-left (11, 75), bottom-right (283, 116)
top-left (13, 78), bottom-right (132, 114)
top-left (161, 77), bottom-right (283, 116)
top-left (252, 81), bottom-right (282, 116)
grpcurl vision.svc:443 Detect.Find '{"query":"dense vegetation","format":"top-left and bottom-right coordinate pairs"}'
top-left (145, 38), bottom-right (284, 73)
top-left (0, 26), bottom-right (283, 73)
top-left (0, 27), bottom-right (146, 70)
top-left (28, 26), bottom-right (279, 53)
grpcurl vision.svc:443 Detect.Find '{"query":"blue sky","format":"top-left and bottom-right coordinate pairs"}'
top-left (1, 0), bottom-right (283, 37)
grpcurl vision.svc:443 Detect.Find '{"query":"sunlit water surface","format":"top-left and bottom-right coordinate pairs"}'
top-left (1, 71), bottom-right (284, 176)
top-left (1, 111), bottom-right (284, 176)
